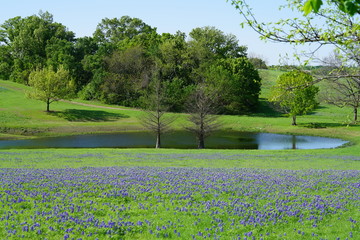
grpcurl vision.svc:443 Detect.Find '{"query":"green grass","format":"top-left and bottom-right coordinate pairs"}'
top-left (0, 148), bottom-right (360, 170)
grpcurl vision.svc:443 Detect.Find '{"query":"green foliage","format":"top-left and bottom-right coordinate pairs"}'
top-left (101, 46), bottom-right (153, 106)
top-left (93, 16), bottom-right (157, 46)
top-left (0, 45), bottom-right (12, 79)
top-left (162, 78), bottom-right (195, 112)
top-left (0, 11), bottom-right (75, 84)
top-left (77, 70), bottom-right (105, 100)
top-left (303, 0), bottom-right (323, 15)
top-left (188, 26), bottom-right (247, 61)
top-left (303, 0), bottom-right (360, 15)
top-left (248, 57), bottom-right (268, 69)
top-left (27, 66), bottom-right (76, 112)
top-left (270, 70), bottom-right (319, 125)
top-left (219, 57), bottom-right (262, 114)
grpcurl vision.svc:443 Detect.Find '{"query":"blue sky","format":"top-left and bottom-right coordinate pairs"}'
top-left (1, 0), bottom-right (333, 65)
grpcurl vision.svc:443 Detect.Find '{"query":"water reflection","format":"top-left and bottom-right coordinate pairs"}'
top-left (0, 131), bottom-right (348, 150)
top-left (255, 133), bottom-right (348, 150)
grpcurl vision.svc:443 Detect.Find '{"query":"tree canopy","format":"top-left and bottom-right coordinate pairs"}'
top-left (27, 66), bottom-right (75, 112)
top-left (270, 70), bottom-right (319, 125)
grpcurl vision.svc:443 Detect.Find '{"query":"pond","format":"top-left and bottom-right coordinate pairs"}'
top-left (0, 131), bottom-right (348, 150)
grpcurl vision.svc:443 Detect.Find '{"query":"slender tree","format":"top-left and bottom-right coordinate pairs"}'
top-left (321, 65), bottom-right (360, 122)
top-left (141, 76), bottom-right (175, 148)
top-left (185, 86), bottom-right (220, 149)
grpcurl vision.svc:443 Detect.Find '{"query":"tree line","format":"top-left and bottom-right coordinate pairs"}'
top-left (0, 11), bottom-right (262, 115)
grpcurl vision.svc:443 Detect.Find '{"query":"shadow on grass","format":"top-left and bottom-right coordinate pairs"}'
top-left (250, 99), bottom-right (283, 118)
top-left (50, 109), bottom-right (129, 122)
top-left (300, 122), bottom-right (354, 128)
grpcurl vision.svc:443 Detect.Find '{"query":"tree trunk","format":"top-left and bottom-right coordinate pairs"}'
top-left (292, 115), bottom-right (297, 126)
top-left (198, 134), bottom-right (205, 149)
top-left (46, 99), bottom-right (50, 112)
top-left (292, 135), bottom-right (296, 149)
top-left (155, 132), bottom-right (161, 149)
top-left (354, 107), bottom-right (358, 122)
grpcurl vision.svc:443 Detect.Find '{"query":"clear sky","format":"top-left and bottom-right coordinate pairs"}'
top-left (1, 0), bottom-right (333, 65)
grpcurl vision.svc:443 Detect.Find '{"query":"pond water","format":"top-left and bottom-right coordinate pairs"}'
top-left (0, 131), bottom-right (348, 150)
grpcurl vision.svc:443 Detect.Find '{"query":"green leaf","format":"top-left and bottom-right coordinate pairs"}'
top-left (345, 1), bottom-right (357, 15)
top-left (310, 0), bottom-right (323, 13)
top-left (303, 0), bottom-right (313, 15)
top-left (303, 0), bottom-right (323, 15)
top-left (338, 2), bottom-right (346, 12)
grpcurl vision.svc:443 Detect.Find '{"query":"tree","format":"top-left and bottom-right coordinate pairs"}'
top-left (0, 11), bottom-right (75, 83)
top-left (0, 45), bottom-right (12, 79)
top-left (156, 32), bottom-right (196, 112)
top-left (45, 38), bottom-right (77, 80)
top-left (188, 26), bottom-right (247, 63)
top-left (93, 16), bottom-right (158, 48)
top-left (185, 86), bottom-right (220, 149)
top-left (140, 76), bottom-right (175, 148)
top-left (270, 70), bottom-right (319, 125)
top-left (319, 53), bottom-right (360, 122)
top-left (101, 46), bottom-right (154, 106)
top-left (218, 57), bottom-right (262, 114)
top-left (323, 74), bottom-right (360, 122)
top-left (248, 57), bottom-right (268, 69)
top-left (28, 66), bottom-right (75, 112)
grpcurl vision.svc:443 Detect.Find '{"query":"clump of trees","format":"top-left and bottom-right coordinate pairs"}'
top-left (0, 12), bottom-right (262, 116)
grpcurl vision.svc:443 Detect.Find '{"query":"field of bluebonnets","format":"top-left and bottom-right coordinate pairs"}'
top-left (0, 150), bottom-right (359, 240)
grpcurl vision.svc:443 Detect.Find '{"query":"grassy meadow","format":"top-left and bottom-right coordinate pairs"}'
top-left (0, 70), bottom-right (360, 239)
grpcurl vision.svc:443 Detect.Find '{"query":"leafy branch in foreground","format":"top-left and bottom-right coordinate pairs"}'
top-left (229, 0), bottom-right (359, 68)
top-left (303, 0), bottom-right (360, 16)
